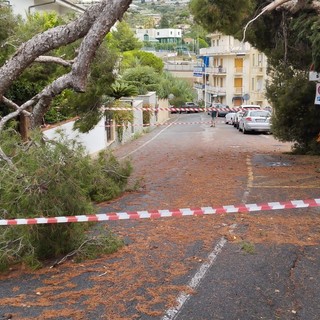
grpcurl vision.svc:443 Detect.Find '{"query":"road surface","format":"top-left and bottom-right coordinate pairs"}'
top-left (0, 112), bottom-right (319, 320)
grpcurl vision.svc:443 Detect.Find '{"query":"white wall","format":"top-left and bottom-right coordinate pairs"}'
top-left (42, 95), bottom-right (170, 154)
top-left (9, 0), bottom-right (34, 17)
top-left (136, 91), bottom-right (157, 125)
top-left (120, 99), bottom-right (144, 144)
top-left (43, 118), bottom-right (107, 155)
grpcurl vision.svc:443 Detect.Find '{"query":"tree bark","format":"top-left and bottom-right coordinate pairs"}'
top-left (0, 0), bottom-right (133, 130)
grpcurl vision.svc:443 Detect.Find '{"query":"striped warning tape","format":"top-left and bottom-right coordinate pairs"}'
top-left (0, 198), bottom-right (319, 226)
top-left (103, 107), bottom-right (261, 113)
top-left (104, 121), bottom-right (213, 127)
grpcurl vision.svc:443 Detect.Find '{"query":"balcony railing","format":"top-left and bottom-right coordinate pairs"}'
top-left (254, 66), bottom-right (264, 73)
top-left (251, 91), bottom-right (265, 100)
top-left (234, 67), bottom-right (243, 74)
top-left (234, 87), bottom-right (243, 95)
top-left (205, 85), bottom-right (226, 96)
top-left (199, 43), bottom-right (251, 56)
top-left (205, 67), bottom-right (227, 74)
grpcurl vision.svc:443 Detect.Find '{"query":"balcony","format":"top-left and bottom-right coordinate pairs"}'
top-left (251, 91), bottom-right (266, 101)
top-left (252, 66), bottom-right (264, 75)
top-left (234, 87), bottom-right (243, 95)
top-left (205, 85), bottom-right (216, 94)
top-left (205, 67), bottom-right (227, 75)
top-left (234, 67), bottom-right (243, 74)
top-left (205, 85), bottom-right (226, 96)
top-left (199, 43), bottom-right (251, 56)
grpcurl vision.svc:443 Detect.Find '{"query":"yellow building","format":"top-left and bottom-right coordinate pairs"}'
top-left (196, 32), bottom-right (269, 107)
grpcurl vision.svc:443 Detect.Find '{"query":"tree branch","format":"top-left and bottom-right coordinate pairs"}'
top-left (264, 0), bottom-right (291, 12)
top-left (0, 146), bottom-right (15, 169)
top-left (34, 56), bottom-right (74, 67)
top-left (2, 96), bottom-right (31, 116)
top-left (0, 99), bottom-right (35, 132)
top-left (0, 0), bottom-right (106, 97)
top-left (0, 0), bottom-right (133, 129)
top-left (30, 0), bottom-right (133, 126)
top-left (242, 0), bottom-right (320, 43)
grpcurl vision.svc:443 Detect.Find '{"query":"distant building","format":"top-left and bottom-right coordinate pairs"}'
top-left (196, 32), bottom-right (269, 107)
top-left (8, 0), bottom-right (85, 18)
top-left (136, 28), bottom-right (182, 44)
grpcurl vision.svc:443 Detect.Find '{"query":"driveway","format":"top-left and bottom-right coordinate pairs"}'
top-left (0, 113), bottom-right (319, 320)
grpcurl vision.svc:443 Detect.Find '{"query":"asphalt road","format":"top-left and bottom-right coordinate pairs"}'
top-left (0, 112), bottom-right (319, 320)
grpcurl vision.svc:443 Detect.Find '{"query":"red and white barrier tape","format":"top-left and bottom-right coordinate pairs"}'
top-left (104, 107), bottom-right (260, 113)
top-left (105, 121), bottom-right (213, 128)
top-left (1, 198), bottom-right (319, 226)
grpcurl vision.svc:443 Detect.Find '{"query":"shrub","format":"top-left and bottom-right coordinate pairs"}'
top-left (0, 129), bottom-right (131, 270)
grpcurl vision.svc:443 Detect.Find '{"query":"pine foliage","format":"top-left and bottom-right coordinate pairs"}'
top-left (0, 130), bottom-right (132, 270)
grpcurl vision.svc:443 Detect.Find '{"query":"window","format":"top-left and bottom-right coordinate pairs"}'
top-left (257, 78), bottom-right (263, 91)
top-left (252, 78), bottom-right (255, 91)
top-left (258, 54), bottom-right (263, 66)
top-left (250, 110), bottom-right (270, 117)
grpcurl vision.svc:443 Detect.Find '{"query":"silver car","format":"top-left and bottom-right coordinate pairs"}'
top-left (238, 110), bottom-right (271, 134)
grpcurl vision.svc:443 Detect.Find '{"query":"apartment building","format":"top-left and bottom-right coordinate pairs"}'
top-left (7, 0), bottom-right (85, 18)
top-left (196, 32), bottom-right (269, 107)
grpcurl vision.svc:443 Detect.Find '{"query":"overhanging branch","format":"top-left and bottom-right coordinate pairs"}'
top-left (35, 56), bottom-right (74, 67)
top-left (2, 96), bottom-right (31, 116)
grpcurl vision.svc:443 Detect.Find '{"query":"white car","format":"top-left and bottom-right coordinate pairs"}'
top-left (233, 111), bottom-right (244, 129)
top-left (239, 110), bottom-right (272, 134)
top-left (225, 112), bottom-right (236, 124)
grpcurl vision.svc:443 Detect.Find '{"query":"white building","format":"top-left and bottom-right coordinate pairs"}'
top-left (7, 0), bottom-right (85, 18)
top-left (136, 28), bottom-right (182, 44)
top-left (196, 32), bottom-right (269, 107)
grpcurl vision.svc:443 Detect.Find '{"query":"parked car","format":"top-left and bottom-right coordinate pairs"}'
top-left (233, 105), bottom-right (261, 129)
top-left (208, 103), bottom-right (231, 117)
top-left (225, 112), bottom-right (236, 124)
top-left (238, 110), bottom-right (272, 134)
top-left (240, 104), bottom-right (261, 110)
top-left (181, 102), bottom-right (199, 113)
top-left (233, 110), bottom-right (245, 129)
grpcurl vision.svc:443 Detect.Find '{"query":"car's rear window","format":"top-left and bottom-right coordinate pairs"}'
top-left (250, 111), bottom-right (270, 117)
